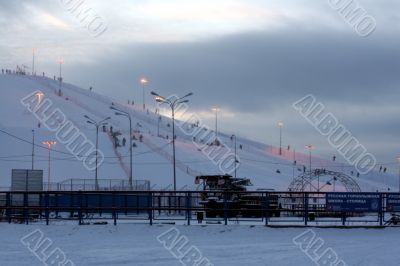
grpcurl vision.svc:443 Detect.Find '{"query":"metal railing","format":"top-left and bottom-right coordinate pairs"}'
top-left (0, 191), bottom-right (398, 227)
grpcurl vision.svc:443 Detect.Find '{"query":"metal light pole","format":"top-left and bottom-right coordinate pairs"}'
top-left (278, 122), bottom-right (283, 155)
top-left (140, 78), bottom-right (148, 110)
top-left (31, 130), bottom-right (35, 170)
top-left (232, 134), bottom-right (237, 178)
top-left (151, 91), bottom-right (193, 191)
top-left (84, 115), bottom-right (110, 190)
top-left (212, 107), bottom-right (220, 142)
top-left (157, 115), bottom-right (161, 137)
top-left (306, 144), bottom-right (315, 192)
top-left (36, 91), bottom-right (44, 104)
top-left (110, 106), bottom-right (133, 189)
top-left (32, 48), bottom-right (36, 76)
top-left (58, 59), bottom-right (64, 93)
top-left (43, 141), bottom-right (57, 191)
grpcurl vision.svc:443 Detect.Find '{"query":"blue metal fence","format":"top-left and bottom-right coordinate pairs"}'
top-left (1, 191), bottom-right (400, 227)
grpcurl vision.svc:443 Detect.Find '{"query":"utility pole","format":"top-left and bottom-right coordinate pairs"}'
top-left (31, 129), bottom-right (35, 169)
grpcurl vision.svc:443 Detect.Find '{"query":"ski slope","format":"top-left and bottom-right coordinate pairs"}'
top-left (0, 73), bottom-right (396, 191)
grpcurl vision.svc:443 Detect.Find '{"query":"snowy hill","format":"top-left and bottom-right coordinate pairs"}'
top-left (0, 73), bottom-right (396, 191)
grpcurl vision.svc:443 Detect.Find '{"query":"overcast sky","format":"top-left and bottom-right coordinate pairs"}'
top-left (1, 0), bottom-right (399, 167)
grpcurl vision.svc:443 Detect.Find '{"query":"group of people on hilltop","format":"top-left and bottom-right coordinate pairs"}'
top-left (2, 68), bottom-right (14, 74)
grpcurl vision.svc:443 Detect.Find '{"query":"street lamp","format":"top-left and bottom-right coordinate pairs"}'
top-left (231, 134), bottom-right (238, 178)
top-left (42, 141), bottom-right (57, 191)
top-left (151, 91), bottom-right (193, 191)
top-left (305, 144), bottom-right (315, 191)
top-left (35, 92), bottom-right (44, 104)
top-left (140, 78), bottom-right (149, 110)
top-left (58, 59), bottom-right (64, 93)
top-left (278, 122), bottom-right (284, 155)
top-left (157, 115), bottom-right (161, 137)
top-left (31, 130), bottom-right (35, 170)
top-left (32, 48), bottom-right (36, 76)
top-left (211, 107), bottom-right (220, 143)
top-left (110, 106), bottom-right (133, 189)
top-left (84, 115), bottom-right (111, 190)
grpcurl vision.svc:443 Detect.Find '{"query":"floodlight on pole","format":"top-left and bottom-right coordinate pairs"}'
top-left (35, 92), bottom-right (44, 104)
top-left (140, 78), bottom-right (149, 110)
top-left (151, 90), bottom-right (193, 191)
top-left (42, 141), bottom-right (57, 191)
top-left (211, 107), bottom-right (220, 142)
top-left (84, 115), bottom-right (111, 190)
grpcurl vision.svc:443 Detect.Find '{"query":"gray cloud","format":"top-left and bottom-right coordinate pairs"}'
top-left (1, 0), bottom-right (400, 165)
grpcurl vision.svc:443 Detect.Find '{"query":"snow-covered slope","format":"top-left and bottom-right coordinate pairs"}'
top-left (0, 73), bottom-right (396, 191)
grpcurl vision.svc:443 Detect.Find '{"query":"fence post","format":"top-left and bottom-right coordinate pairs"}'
top-left (148, 192), bottom-right (153, 226)
top-left (187, 192), bottom-right (192, 226)
top-left (112, 192), bottom-right (117, 226)
top-left (78, 192), bottom-right (83, 225)
top-left (23, 192), bottom-right (28, 225)
top-left (6, 192), bottom-right (11, 223)
top-left (379, 194), bottom-right (383, 226)
top-left (264, 193), bottom-right (269, 226)
top-left (223, 192), bottom-right (228, 226)
top-left (304, 193), bottom-right (308, 226)
top-left (45, 193), bottom-right (49, 226)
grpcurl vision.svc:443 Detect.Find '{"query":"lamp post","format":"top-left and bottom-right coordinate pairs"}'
top-left (231, 134), bottom-right (238, 178)
top-left (31, 130), bottom-right (35, 170)
top-left (110, 106), bottom-right (133, 189)
top-left (305, 144), bottom-right (315, 192)
top-left (157, 115), bottom-right (161, 137)
top-left (32, 48), bottom-right (36, 76)
top-left (58, 59), bottom-right (64, 93)
top-left (278, 122), bottom-right (284, 155)
top-left (151, 91), bottom-right (193, 191)
top-left (35, 91), bottom-right (44, 104)
top-left (211, 107), bottom-right (220, 142)
top-left (84, 115), bottom-right (111, 190)
top-left (140, 78), bottom-right (148, 110)
top-left (43, 141), bottom-right (57, 191)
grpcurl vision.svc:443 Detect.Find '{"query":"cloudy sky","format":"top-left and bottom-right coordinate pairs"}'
top-left (1, 0), bottom-right (399, 168)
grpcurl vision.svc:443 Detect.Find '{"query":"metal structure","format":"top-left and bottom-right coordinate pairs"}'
top-left (151, 91), bottom-right (193, 191)
top-left (84, 115), bottom-right (110, 190)
top-left (0, 190), bottom-right (396, 227)
top-left (288, 169), bottom-right (361, 193)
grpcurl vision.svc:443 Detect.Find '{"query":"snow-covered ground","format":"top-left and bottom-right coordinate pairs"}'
top-left (0, 223), bottom-right (398, 266)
